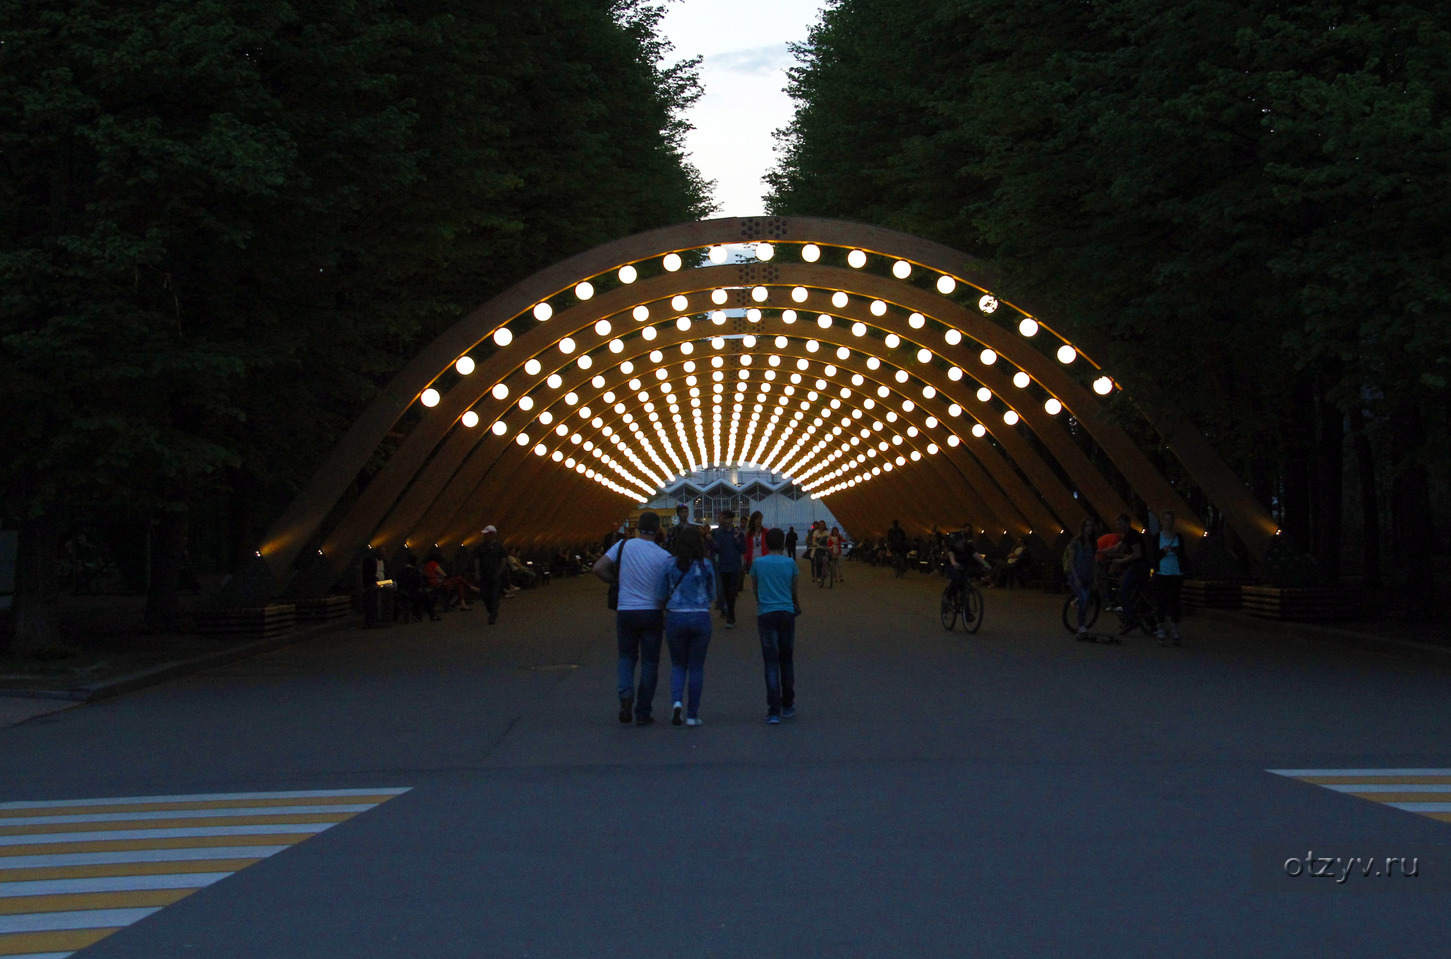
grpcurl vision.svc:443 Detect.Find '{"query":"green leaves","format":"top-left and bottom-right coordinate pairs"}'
top-left (1, 0), bottom-right (710, 523)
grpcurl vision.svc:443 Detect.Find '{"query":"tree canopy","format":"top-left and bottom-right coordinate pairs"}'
top-left (767, 0), bottom-right (1450, 587)
top-left (1, 0), bottom-right (712, 629)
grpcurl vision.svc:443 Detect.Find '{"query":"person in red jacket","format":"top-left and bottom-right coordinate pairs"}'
top-left (742, 510), bottom-right (769, 572)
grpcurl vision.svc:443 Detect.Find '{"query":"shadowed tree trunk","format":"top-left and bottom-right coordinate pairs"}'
top-left (143, 510), bottom-right (188, 631)
top-left (1347, 404), bottom-right (1381, 587)
top-left (12, 515), bottom-right (62, 656)
top-left (1390, 405), bottom-right (1434, 606)
top-left (1311, 374), bottom-right (1344, 582)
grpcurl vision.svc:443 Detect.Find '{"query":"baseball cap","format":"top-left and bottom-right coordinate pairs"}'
top-left (481, 525), bottom-right (497, 534)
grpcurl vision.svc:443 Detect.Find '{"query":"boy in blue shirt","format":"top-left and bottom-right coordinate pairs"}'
top-left (750, 527), bottom-right (801, 724)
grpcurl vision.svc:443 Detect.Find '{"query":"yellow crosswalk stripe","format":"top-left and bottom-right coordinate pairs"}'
top-left (0, 859), bottom-right (263, 883)
top-left (0, 888), bottom-right (196, 915)
top-left (1270, 769), bottom-right (1451, 825)
top-left (0, 834), bottom-right (306, 857)
top-left (0, 927), bottom-right (120, 954)
top-left (0, 812), bottom-right (354, 837)
top-left (0, 788), bottom-right (409, 958)
top-left (0, 795), bottom-right (403, 819)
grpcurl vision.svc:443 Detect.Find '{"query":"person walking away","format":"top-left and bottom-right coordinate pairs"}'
top-left (1109, 514), bottom-right (1148, 636)
top-left (807, 522), bottom-right (829, 584)
top-left (710, 510), bottom-right (744, 628)
top-left (1063, 519), bottom-right (1098, 639)
top-left (751, 528), bottom-right (801, 724)
top-left (473, 526), bottom-right (508, 624)
top-left (594, 511), bottom-right (673, 725)
top-left (1152, 510), bottom-right (1188, 646)
top-left (665, 504), bottom-right (691, 552)
top-left (827, 527), bottom-right (844, 583)
top-left (659, 525), bottom-right (716, 727)
top-left (785, 526), bottom-right (798, 561)
top-left (887, 519), bottom-right (908, 576)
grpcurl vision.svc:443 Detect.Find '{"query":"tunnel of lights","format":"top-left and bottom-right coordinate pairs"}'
top-left (260, 216), bottom-right (1277, 594)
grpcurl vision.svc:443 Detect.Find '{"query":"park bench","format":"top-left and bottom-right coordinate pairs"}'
top-left (195, 603), bottom-right (296, 640)
top-left (1239, 585), bottom-right (1356, 622)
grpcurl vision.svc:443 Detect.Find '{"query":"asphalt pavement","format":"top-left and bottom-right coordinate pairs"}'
top-left (2, 563), bottom-right (1449, 957)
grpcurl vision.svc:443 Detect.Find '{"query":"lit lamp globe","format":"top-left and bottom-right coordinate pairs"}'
top-left (663, 252), bottom-right (683, 272)
top-left (1093, 376), bottom-right (1114, 395)
top-left (420, 388), bottom-right (441, 408)
top-left (1045, 398), bottom-right (1063, 415)
top-left (618, 265), bottom-right (637, 284)
top-left (461, 411), bottom-right (480, 428)
top-left (456, 356), bottom-right (476, 375)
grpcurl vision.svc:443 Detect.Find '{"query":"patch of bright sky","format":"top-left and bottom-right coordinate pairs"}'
top-left (658, 0), bottom-right (827, 217)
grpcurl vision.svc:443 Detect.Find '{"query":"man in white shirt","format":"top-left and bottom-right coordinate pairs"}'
top-left (593, 511), bottom-right (673, 725)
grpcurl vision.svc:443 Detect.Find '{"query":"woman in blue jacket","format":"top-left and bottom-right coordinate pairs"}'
top-left (660, 525), bottom-right (717, 727)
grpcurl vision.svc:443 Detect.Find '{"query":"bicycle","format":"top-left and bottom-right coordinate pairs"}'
top-left (1060, 568), bottom-right (1156, 637)
top-left (940, 575), bottom-right (984, 633)
top-left (811, 547), bottom-right (831, 587)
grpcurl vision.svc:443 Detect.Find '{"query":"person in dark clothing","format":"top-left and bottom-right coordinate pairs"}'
top-left (1109, 514), bottom-right (1148, 635)
top-left (886, 519), bottom-right (909, 576)
top-left (473, 525), bottom-right (508, 624)
top-left (785, 526), bottom-right (798, 561)
top-left (394, 551), bottom-right (439, 622)
top-left (710, 510), bottom-right (744, 627)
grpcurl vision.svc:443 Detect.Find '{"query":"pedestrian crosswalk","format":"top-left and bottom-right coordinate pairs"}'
top-left (1269, 769), bottom-right (1451, 823)
top-left (0, 788), bottom-right (410, 957)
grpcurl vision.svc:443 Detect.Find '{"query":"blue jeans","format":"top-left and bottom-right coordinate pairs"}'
top-left (756, 610), bottom-right (796, 715)
top-left (617, 609), bottom-right (664, 716)
top-left (1070, 579), bottom-right (1091, 629)
top-left (665, 611), bottom-right (712, 719)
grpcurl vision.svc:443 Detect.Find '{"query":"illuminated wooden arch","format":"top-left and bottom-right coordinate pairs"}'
top-left (262, 216), bottom-right (1276, 592)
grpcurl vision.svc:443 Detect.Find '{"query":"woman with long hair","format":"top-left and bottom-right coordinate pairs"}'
top-left (1063, 518), bottom-right (1098, 638)
top-left (658, 524), bottom-right (716, 726)
top-left (742, 510), bottom-right (769, 572)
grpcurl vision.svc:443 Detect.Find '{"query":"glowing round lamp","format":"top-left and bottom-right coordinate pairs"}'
top-left (1045, 398), bottom-right (1063, 415)
top-left (832, 291), bottom-right (849, 309)
top-left (980, 349), bottom-right (997, 365)
top-left (456, 356), bottom-right (476, 375)
top-left (708, 246), bottom-right (727, 263)
top-left (420, 388), bottom-right (440, 408)
top-left (491, 420), bottom-right (508, 436)
top-left (1013, 372), bottom-right (1030, 388)
top-left (533, 303), bottom-right (553, 321)
top-left (491, 383), bottom-right (509, 400)
top-left (1057, 345), bottom-right (1077, 364)
top-left (847, 249), bottom-right (867, 268)
top-left (1093, 376), bottom-right (1114, 395)
top-left (892, 260), bottom-right (911, 279)
top-left (663, 253), bottom-right (682, 272)
top-left (618, 265), bottom-right (637, 284)
top-left (460, 411), bottom-right (479, 428)
top-left (936, 276), bottom-right (956, 295)
top-left (884, 334), bottom-right (901, 348)
top-left (1019, 318), bottom-right (1039, 337)
top-left (524, 358), bottom-right (542, 376)
top-left (575, 282), bottom-right (594, 300)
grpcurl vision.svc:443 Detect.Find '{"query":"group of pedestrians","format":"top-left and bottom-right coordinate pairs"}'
top-left (594, 510), bottom-right (802, 727)
top-left (1063, 510), bottom-right (1189, 644)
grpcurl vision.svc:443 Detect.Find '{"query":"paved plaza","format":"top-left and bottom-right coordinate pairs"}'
top-left (3, 564), bottom-right (1449, 957)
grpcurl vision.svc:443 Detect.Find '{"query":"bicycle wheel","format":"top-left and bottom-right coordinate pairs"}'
top-left (962, 586), bottom-right (983, 633)
top-left (940, 588), bottom-right (958, 630)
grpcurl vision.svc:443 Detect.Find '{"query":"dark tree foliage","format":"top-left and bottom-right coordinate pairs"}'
top-left (0, 0), bottom-right (711, 638)
top-left (768, 0), bottom-right (1449, 592)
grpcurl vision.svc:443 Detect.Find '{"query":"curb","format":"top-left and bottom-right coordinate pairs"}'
top-left (1188, 607), bottom-right (1451, 668)
top-left (0, 616), bottom-right (361, 704)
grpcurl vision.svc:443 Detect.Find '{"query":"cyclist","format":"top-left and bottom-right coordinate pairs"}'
top-left (808, 521), bottom-right (830, 585)
top-left (1063, 518), bottom-right (1098, 638)
top-left (887, 519), bottom-right (908, 577)
top-left (946, 522), bottom-right (987, 604)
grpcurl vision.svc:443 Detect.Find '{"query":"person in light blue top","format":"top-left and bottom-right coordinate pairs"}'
top-left (1152, 510), bottom-right (1187, 646)
top-left (659, 525), bottom-right (716, 726)
top-left (749, 527), bottom-right (800, 724)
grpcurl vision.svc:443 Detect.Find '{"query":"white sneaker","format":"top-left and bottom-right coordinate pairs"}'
top-left (686, 717), bottom-right (704, 726)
